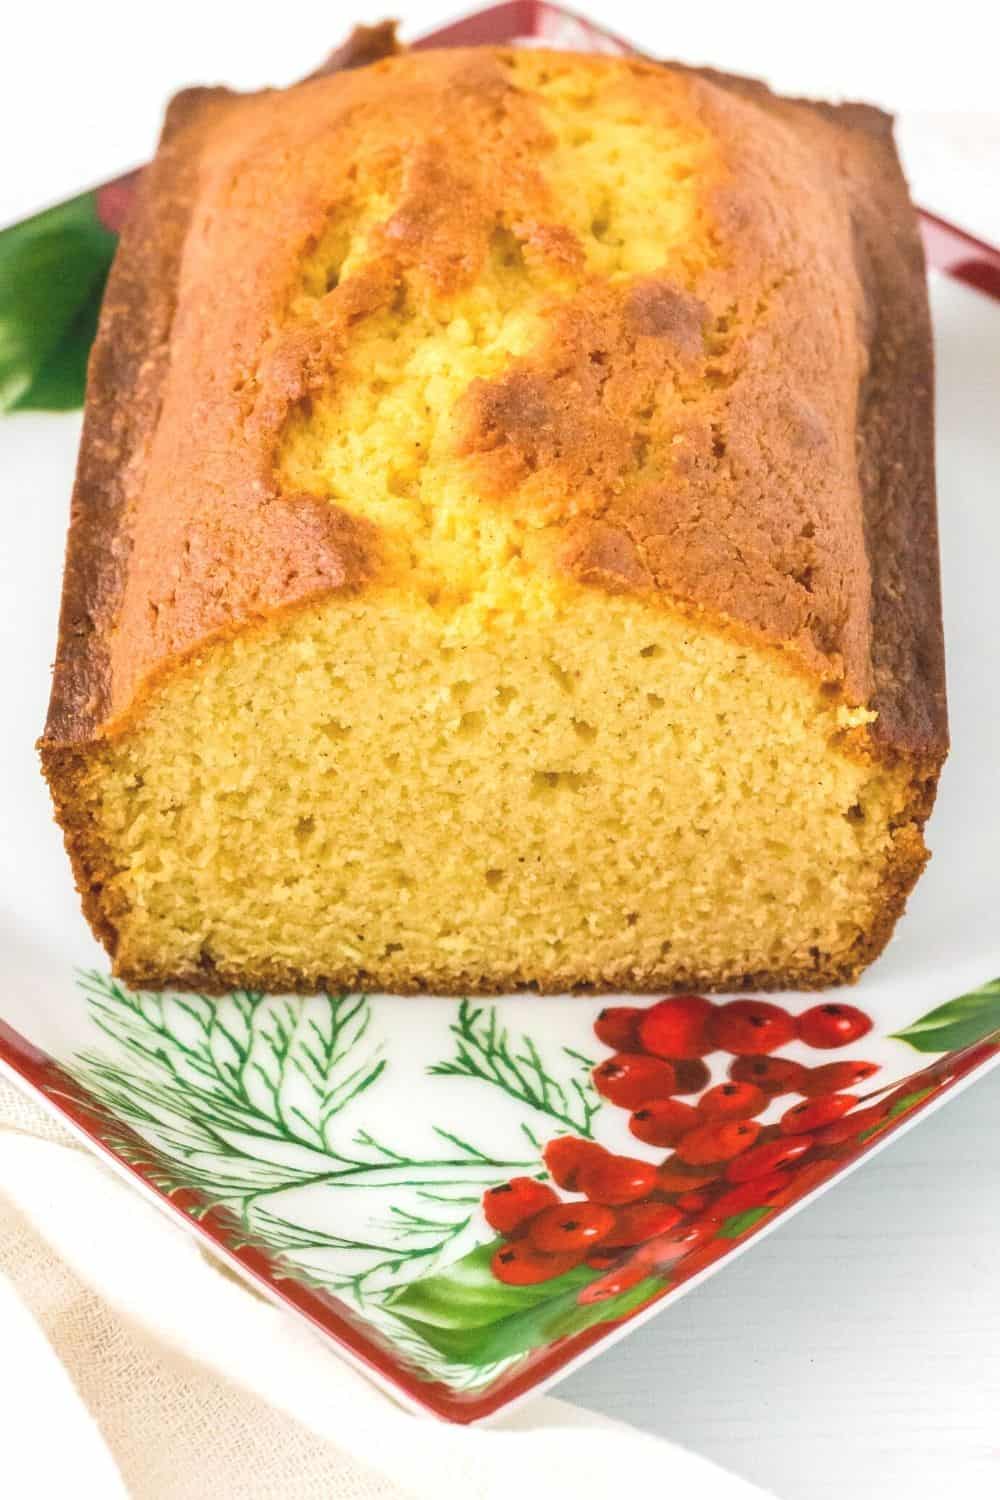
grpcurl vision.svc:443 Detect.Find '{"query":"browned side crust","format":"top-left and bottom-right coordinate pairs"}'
top-left (38, 87), bottom-right (231, 954)
top-left (108, 946), bottom-right (908, 998)
top-left (40, 31), bottom-right (398, 956)
top-left (661, 68), bottom-right (946, 989)
top-left (309, 19), bottom-right (401, 77)
top-left (689, 66), bottom-right (946, 765)
top-left (818, 100), bottom-right (945, 972)
top-left (42, 90), bottom-right (218, 747)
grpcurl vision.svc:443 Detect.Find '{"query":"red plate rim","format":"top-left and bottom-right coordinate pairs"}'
top-left (2, 1014), bottom-right (996, 1423)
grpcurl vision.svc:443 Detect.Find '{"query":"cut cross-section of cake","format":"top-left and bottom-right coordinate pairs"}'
top-left (39, 40), bottom-right (947, 994)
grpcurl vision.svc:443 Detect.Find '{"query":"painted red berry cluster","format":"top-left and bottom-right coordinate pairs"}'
top-left (480, 995), bottom-right (947, 1303)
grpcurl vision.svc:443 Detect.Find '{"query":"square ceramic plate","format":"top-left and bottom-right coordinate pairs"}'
top-left (2, 1), bottom-right (999, 1425)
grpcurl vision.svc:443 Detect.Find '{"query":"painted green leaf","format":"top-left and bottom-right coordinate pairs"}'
top-left (11, 277), bottom-right (108, 411)
top-left (718, 1206), bottom-right (773, 1238)
top-left (858, 1086), bottom-right (936, 1143)
top-left (395, 1272), bottom-right (664, 1364)
top-left (386, 1240), bottom-right (592, 1330)
top-left (0, 191), bottom-right (116, 414)
top-left (891, 980), bottom-right (1000, 1054)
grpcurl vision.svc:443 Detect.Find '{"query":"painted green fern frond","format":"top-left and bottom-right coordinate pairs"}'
top-left (244, 1203), bottom-right (477, 1305)
top-left (74, 972), bottom-right (386, 1157)
top-left (429, 999), bottom-right (602, 1137)
top-left (69, 973), bottom-right (534, 1305)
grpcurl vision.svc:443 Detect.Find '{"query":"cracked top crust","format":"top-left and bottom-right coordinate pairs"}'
top-left (42, 43), bottom-right (946, 766)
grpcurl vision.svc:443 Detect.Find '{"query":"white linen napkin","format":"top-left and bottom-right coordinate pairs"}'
top-left (0, 1075), bottom-right (772, 1500)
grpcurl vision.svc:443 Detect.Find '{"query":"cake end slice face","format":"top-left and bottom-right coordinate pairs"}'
top-left (43, 589), bottom-right (936, 994)
top-left (40, 46), bottom-right (946, 994)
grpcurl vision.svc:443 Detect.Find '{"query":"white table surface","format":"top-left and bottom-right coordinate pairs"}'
top-left (4, 4), bottom-right (999, 1497)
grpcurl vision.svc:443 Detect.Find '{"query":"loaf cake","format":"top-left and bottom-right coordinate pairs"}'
top-left (40, 37), bottom-right (947, 995)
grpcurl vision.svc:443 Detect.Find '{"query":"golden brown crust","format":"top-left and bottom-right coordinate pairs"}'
top-left (457, 77), bottom-right (876, 703)
top-left (308, 19), bottom-right (402, 78)
top-left (41, 87), bottom-right (216, 745)
top-left (840, 119), bottom-right (946, 762)
top-left (39, 41), bottom-right (947, 993)
top-left (680, 66), bottom-right (947, 761)
top-left (41, 45), bottom-right (945, 763)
